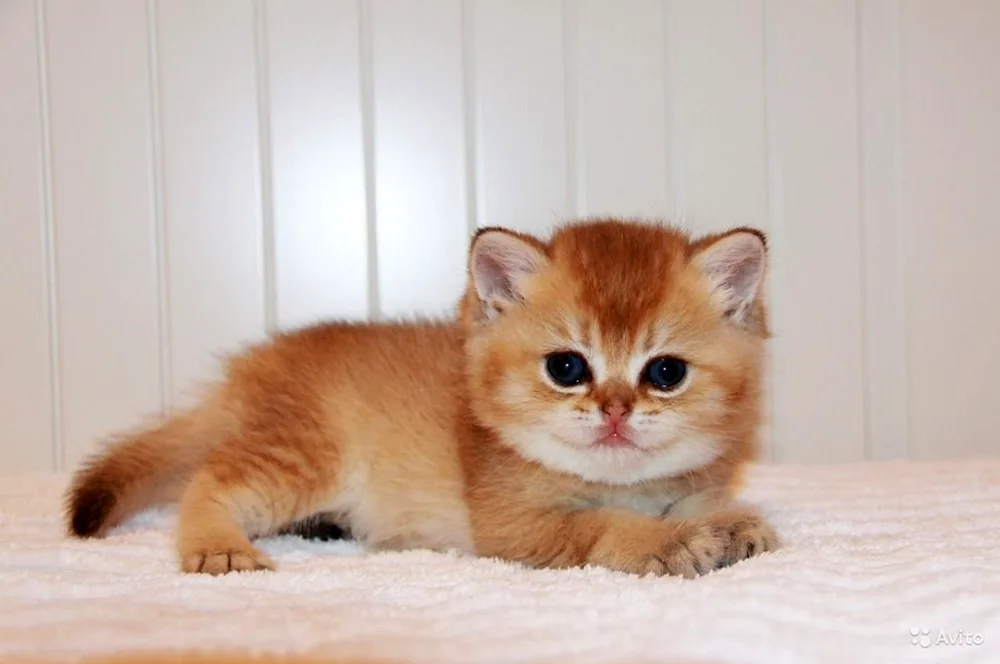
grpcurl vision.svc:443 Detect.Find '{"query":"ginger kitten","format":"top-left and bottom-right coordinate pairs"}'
top-left (66, 218), bottom-right (778, 578)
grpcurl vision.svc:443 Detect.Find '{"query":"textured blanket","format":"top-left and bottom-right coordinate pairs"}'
top-left (1, 460), bottom-right (998, 664)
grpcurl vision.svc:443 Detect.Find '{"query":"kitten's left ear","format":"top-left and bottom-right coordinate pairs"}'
top-left (692, 229), bottom-right (767, 324)
top-left (468, 228), bottom-right (548, 319)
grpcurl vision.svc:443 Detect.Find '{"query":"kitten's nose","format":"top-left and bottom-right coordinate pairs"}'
top-left (602, 402), bottom-right (630, 427)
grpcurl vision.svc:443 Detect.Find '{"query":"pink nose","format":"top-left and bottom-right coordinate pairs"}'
top-left (603, 403), bottom-right (629, 427)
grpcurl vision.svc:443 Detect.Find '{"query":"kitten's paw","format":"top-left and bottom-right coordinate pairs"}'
top-left (651, 520), bottom-right (730, 579)
top-left (179, 541), bottom-right (275, 575)
top-left (703, 506), bottom-right (779, 567)
top-left (590, 519), bottom-right (729, 579)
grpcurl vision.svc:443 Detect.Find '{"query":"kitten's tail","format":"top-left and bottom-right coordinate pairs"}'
top-left (65, 400), bottom-right (230, 538)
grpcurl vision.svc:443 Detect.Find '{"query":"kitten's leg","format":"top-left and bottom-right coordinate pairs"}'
top-left (475, 504), bottom-right (775, 578)
top-left (176, 471), bottom-right (277, 574)
top-left (176, 438), bottom-right (339, 575)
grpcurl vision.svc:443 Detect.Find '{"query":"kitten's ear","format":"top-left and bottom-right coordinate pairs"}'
top-left (692, 229), bottom-right (767, 324)
top-left (468, 228), bottom-right (548, 319)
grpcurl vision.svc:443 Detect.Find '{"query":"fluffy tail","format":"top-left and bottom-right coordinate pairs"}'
top-left (65, 404), bottom-right (228, 538)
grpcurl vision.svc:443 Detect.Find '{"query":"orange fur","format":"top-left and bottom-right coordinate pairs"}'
top-left (66, 218), bottom-right (778, 577)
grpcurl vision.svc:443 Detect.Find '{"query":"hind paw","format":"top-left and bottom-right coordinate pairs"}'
top-left (180, 542), bottom-right (275, 575)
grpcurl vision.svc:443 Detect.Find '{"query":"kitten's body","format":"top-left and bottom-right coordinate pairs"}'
top-left (67, 219), bottom-right (777, 577)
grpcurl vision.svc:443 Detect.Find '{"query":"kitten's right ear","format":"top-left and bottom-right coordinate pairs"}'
top-left (468, 228), bottom-right (548, 319)
top-left (691, 228), bottom-right (767, 327)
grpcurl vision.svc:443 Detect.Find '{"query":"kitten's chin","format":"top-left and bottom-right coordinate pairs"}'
top-left (504, 430), bottom-right (723, 486)
top-left (593, 432), bottom-right (635, 449)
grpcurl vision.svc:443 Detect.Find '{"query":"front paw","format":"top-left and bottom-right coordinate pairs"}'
top-left (589, 519), bottom-right (730, 579)
top-left (588, 509), bottom-right (778, 579)
top-left (652, 519), bottom-right (732, 578)
top-left (702, 506), bottom-right (780, 567)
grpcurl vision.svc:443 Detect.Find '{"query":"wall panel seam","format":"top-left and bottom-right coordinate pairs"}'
top-left (359, 0), bottom-right (380, 319)
top-left (661, 0), bottom-right (683, 223)
top-left (146, 0), bottom-right (172, 412)
top-left (254, 0), bottom-right (277, 334)
top-left (562, 0), bottom-right (580, 219)
top-left (855, 0), bottom-right (872, 461)
top-left (34, 0), bottom-right (62, 471)
top-left (461, 0), bottom-right (479, 236)
top-left (894, 0), bottom-right (910, 459)
top-left (761, 0), bottom-right (779, 463)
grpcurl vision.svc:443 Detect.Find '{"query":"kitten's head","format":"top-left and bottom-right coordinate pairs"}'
top-left (460, 219), bottom-right (768, 486)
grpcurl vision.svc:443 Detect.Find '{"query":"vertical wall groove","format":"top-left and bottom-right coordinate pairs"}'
top-left (761, 0), bottom-right (780, 463)
top-left (661, 0), bottom-right (683, 223)
top-left (254, 0), bottom-right (277, 334)
top-left (860, 0), bottom-right (908, 460)
top-left (146, 0), bottom-right (172, 412)
top-left (461, 0), bottom-right (479, 236)
top-left (894, 0), bottom-right (910, 460)
top-left (854, 0), bottom-right (872, 460)
top-left (359, 0), bottom-right (380, 319)
top-left (562, 0), bottom-right (580, 218)
top-left (34, 0), bottom-right (62, 471)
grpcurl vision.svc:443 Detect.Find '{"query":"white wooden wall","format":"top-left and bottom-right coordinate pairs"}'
top-left (2, 0), bottom-right (999, 474)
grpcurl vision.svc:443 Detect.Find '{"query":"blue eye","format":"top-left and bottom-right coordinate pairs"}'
top-left (545, 352), bottom-right (591, 387)
top-left (644, 357), bottom-right (688, 391)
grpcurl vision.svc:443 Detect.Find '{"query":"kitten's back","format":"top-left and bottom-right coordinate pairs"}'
top-left (66, 319), bottom-right (468, 541)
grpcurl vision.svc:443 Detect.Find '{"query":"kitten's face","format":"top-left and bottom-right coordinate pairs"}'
top-left (463, 220), bottom-right (768, 486)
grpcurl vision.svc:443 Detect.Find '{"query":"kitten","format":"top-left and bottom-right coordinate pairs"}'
top-left (66, 218), bottom-right (778, 577)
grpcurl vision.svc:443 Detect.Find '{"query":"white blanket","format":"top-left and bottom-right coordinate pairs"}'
top-left (1, 460), bottom-right (998, 664)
